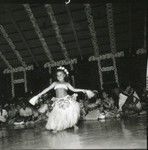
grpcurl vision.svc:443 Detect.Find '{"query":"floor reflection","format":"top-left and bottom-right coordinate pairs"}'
top-left (0, 115), bottom-right (147, 149)
top-left (121, 120), bottom-right (133, 139)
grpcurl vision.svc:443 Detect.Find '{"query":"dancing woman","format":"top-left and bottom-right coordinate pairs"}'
top-left (30, 66), bottom-right (92, 132)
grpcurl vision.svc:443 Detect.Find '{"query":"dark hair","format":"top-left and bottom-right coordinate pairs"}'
top-left (55, 69), bottom-right (69, 82)
top-left (57, 69), bottom-right (67, 75)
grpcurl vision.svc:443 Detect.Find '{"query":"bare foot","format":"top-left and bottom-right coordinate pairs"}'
top-left (52, 130), bottom-right (57, 133)
top-left (74, 125), bottom-right (79, 131)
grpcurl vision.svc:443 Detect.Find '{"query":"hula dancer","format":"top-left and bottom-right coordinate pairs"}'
top-left (29, 66), bottom-right (94, 132)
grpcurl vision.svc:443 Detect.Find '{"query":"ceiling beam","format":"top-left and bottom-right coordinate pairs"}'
top-left (1, 35), bottom-right (137, 54)
top-left (65, 4), bottom-right (83, 59)
top-left (23, 4), bottom-right (54, 63)
top-left (3, 16), bottom-right (144, 37)
top-left (0, 3), bottom-right (119, 18)
top-left (106, 3), bottom-right (117, 54)
top-left (84, 4), bottom-right (103, 89)
top-left (106, 3), bottom-right (119, 86)
top-left (1, 25), bottom-right (142, 46)
top-left (0, 25), bottom-right (26, 67)
top-left (0, 50), bottom-right (13, 69)
top-left (6, 8), bottom-right (39, 67)
top-left (45, 4), bottom-right (69, 60)
top-left (84, 4), bottom-right (100, 57)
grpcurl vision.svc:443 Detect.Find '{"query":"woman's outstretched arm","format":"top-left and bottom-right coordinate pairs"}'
top-left (38, 82), bottom-right (56, 97)
top-left (67, 83), bottom-right (85, 93)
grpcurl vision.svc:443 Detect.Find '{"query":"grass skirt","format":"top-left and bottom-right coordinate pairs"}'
top-left (46, 95), bottom-right (80, 131)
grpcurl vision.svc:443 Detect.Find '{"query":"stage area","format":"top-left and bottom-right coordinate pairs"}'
top-left (0, 115), bottom-right (147, 149)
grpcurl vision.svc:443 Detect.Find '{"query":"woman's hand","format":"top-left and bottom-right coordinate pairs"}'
top-left (82, 89), bottom-right (86, 93)
top-left (29, 95), bottom-right (40, 106)
top-left (37, 94), bottom-right (42, 99)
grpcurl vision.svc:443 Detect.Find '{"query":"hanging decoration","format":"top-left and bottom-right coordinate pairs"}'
top-left (3, 65), bottom-right (34, 74)
top-left (84, 4), bottom-right (99, 57)
top-left (115, 51), bottom-right (124, 57)
top-left (10, 70), bottom-right (28, 97)
top-left (0, 51), bottom-right (13, 69)
top-left (101, 66), bottom-right (114, 72)
top-left (84, 4), bottom-right (103, 89)
top-left (89, 51), bottom-right (124, 62)
top-left (106, 3), bottom-right (119, 86)
top-left (23, 4), bottom-right (54, 63)
top-left (0, 25), bottom-right (26, 67)
top-left (6, 9), bottom-right (39, 67)
top-left (106, 3), bottom-right (117, 54)
top-left (44, 59), bottom-right (77, 68)
top-left (45, 4), bottom-right (76, 85)
top-left (11, 72), bottom-right (15, 97)
top-left (65, 4), bottom-right (83, 59)
top-left (13, 79), bottom-right (25, 84)
top-left (45, 4), bottom-right (69, 60)
top-left (136, 48), bottom-right (147, 55)
top-left (44, 58), bottom-right (77, 86)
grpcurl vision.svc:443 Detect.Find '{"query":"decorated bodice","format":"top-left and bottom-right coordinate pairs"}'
top-left (54, 83), bottom-right (68, 90)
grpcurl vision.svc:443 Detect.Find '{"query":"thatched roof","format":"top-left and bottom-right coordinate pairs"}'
top-left (0, 2), bottom-right (146, 70)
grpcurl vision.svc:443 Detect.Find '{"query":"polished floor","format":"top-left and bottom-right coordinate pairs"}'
top-left (0, 115), bottom-right (147, 149)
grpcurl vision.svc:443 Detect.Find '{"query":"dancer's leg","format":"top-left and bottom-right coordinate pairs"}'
top-left (74, 125), bottom-right (79, 130)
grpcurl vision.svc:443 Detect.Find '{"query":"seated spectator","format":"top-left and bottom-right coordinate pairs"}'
top-left (84, 91), bottom-right (104, 120)
top-left (15, 102), bottom-right (33, 123)
top-left (119, 85), bottom-right (142, 116)
top-left (7, 103), bottom-right (17, 124)
top-left (139, 88), bottom-right (148, 114)
top-left (30, 106), bottom-right (39, 122)
top-left (0, 104), bottom-right (8, 123)
top-left (8, 103), bottom-right (17, 118)
top-left (101, 90), bottom-right (119, 118)
top-left (101, 90), bottom-right (114, 110)
top-left (79, 99), bottom-right (87, 120)
top-left (38, 102), bottom-right (48, 114)
top-left (141, 88), bottom-right (148, 108)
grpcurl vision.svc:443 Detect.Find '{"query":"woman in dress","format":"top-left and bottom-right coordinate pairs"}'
top-left (0, 104), bottom-right (8, 124)
top-left (30, 66), bottom-right (88, 132)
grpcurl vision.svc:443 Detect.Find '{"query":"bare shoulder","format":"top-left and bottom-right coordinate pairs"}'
top-left (50, 82), bottom-right (57, 87)
top-left (52, 81), bottom-right (57, 85)
top-left (65, 82), bottom-right (70, 86)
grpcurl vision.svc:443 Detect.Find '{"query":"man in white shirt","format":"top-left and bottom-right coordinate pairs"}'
top-left (118, 85), bottom-right (142, 115)
top-left (0, 105), bottom-right (8, 123)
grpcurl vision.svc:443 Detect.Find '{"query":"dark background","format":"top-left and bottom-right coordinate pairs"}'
top-left (0, 54), bottom-right (146, 99)
top-left (0, 2), bottom-right (147, 100)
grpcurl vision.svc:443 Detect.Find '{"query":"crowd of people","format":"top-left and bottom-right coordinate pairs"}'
top-left (0, 85), bottom-right (147, 128)
top-left (81, 85), bottom-right (147, 120)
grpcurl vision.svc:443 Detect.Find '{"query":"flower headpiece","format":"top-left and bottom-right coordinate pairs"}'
top-left (57, 66), bottom-right (69, 76)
